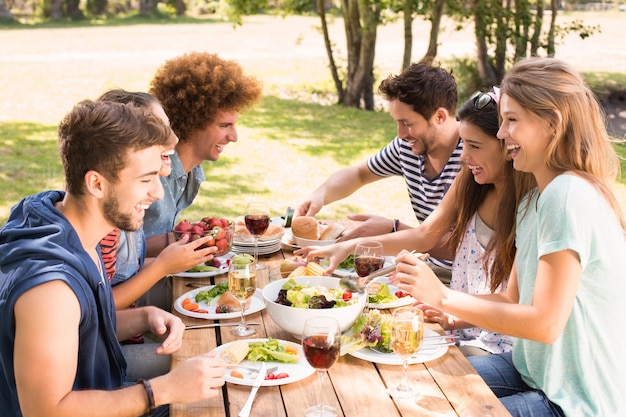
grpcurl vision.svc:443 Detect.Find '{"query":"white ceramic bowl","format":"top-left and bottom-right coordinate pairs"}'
top-left (293, 236), bottom-right (338, 248)
top-left (262, 276), bottom-right (366, 339)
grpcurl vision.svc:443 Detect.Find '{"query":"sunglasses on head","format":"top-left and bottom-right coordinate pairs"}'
top-left (472, 92), bottom-right (497, 110)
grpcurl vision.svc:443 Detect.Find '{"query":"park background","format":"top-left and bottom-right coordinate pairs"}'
top-left (1, 10), bottom-right (625, 225)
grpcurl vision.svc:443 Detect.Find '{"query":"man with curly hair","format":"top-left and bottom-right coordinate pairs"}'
top-left (139, 52), bottom-right (262, 309)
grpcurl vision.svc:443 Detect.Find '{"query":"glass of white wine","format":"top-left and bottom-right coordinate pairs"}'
top-left (387, 306), bottom-right (424, 398)
top-left (228, 256), bottom-right (257, 337)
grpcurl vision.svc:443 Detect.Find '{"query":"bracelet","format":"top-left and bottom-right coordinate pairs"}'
top-left (138, 378), bottom-right (156, 416)
top-left (391, 218), bottom-right (399, 233)
top-left (450, 318), bottom-right (456, 334)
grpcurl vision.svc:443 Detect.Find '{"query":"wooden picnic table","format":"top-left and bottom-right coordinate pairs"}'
top-left (169, 246), bottom-right (511, 417)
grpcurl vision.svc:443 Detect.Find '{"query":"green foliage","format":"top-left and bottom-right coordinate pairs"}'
top-left (442, 57), bottom-right (485, 104)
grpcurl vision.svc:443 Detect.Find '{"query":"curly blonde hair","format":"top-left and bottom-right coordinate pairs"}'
top-left (149, 52), bottom-right (262, 142)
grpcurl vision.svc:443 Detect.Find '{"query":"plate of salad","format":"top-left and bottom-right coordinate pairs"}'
top-left (341, 310), bottom-right (449, 365)
top-left (173, 252), bottom-right (234, 278)
top-left (366, 277), bottom-right (415, 309)
top-left (173, 282), bottom-right (265, 320)
top-left (212, 338), bottom-right (315, 386)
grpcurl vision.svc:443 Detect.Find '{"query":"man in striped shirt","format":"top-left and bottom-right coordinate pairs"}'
top-left (296, 62), bottom-right (462, 277)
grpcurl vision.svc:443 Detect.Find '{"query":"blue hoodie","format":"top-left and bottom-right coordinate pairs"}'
top-left (0, 190), bottom-right (127, 416)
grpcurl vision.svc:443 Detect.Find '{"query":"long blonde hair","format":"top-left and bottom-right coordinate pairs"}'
top-left (501, 58), bottom-right (626, 231)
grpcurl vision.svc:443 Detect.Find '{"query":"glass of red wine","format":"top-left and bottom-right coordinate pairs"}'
top-left (353, 241), bottom-right (384, 289)
top-left (244, 202), bottom-right (270, 268)
top-left (302, 317), bottom-right (341, 417)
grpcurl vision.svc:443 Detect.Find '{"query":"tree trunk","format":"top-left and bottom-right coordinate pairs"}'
top-left (547, 0), bottom-right (558, 56)
top-left (422, 0), bottom-right (445, 63)
top-left (139, 0), bottom-right (154, 15)
top-left (529, 0), bottom-right (543, 56)
top-left (401, 2), bottom-right (413, 70)
top-left (340, 0), bottom-right (380, 110)
top-left (513, 0), bottom-right (529, 60)
top-left (0, 0), bottom-right (13, 19)
top-left (493, 0), bottom-right (509, 81)
top-left (474, 0), bottom-right (497, 86)
top-left (65, 0), bottom-right (84, 19)
top-left (173, 0), bottom-right (185, 16)
top-left (318, 0), bottom-right (344, 103)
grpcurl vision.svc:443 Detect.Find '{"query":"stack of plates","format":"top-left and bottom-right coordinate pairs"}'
top-left (232, 235), bottom-right (283, 255)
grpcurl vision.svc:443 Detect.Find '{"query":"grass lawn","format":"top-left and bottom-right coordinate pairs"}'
top-left (1, 12), bottom-right (625, 225)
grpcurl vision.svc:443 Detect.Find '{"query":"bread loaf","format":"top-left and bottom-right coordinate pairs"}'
top-left (291, 216), bottom-right (319, 239)
top-left (319, 222), bottom-right (346, 240)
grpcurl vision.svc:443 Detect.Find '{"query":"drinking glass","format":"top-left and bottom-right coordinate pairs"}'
top-left (228, 257), bottom-right (257, 337)
top-left (302, 317), bottom-right (341, 417)
top-left (354, 241), bottom-right (384, 278)
top-left (387, 306), bottom-right (424, 398)
top-left (244, 202), bottom-right (270, 268)
top-left (353, 241), bottom-right (384, 295)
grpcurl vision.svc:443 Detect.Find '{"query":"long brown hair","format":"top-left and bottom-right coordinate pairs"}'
top-left (443, 91), bottom-right (535, 292)
top-left (501, 57), bottom-right (625, 231)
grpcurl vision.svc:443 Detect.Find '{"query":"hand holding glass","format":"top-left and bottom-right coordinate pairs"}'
top-left (302, 317), bottom-right (340, 417)
top-left (228, 257), bottom-right (257, 337)
top-left (388, 307), bottom-right (424, 399)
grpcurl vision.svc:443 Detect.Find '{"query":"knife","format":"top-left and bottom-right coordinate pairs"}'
top-left (185, 322), bottom-right (260, 330)
top-left (238, 361), bottom-right (266, 417)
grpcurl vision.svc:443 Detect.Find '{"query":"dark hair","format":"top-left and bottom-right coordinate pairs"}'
top-left (149, 52), bottom-right (262, 143)
top-left (58, 100), bottom-right (172, 196)
top-left (444, 89), bottom-right (535, 292)
top-left (378, 62), bottom-right (457, 120)
top-left (98, 89), bottom-right (159, 108)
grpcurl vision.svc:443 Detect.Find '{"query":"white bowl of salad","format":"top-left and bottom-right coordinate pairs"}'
top-left (262, 275), bottom-right (366, 339)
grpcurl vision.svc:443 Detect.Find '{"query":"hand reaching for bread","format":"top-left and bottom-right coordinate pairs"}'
top-left (291, 216), bottom-right (345, 241)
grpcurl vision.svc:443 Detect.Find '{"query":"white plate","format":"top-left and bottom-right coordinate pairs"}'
top-left (366, 278), bottom-right (415, 309)
top-left (281, 228), bottom-right (300, 251)
top-left (348, 328), bottom-right (449, 365)
top-left (233, 242), bottom-right (282, 255)
top-left (174, 285), bottom-right (265, 320)
top-left (173, 252), bottom-right (234, 278)
top-left (212, 338), bottom-right (315, 386)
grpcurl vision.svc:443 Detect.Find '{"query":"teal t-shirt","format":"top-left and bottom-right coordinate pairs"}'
top-left (514, 174), bottom-right (626, 416)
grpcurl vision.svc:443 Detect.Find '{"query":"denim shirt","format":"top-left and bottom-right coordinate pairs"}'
top-left (142, 151), bottom-right (205, 238)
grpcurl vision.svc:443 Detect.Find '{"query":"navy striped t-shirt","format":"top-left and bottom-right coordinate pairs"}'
top-left (367, 136), bottom-right (463, 270)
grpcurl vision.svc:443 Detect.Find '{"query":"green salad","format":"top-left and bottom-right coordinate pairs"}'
top-left (340, 310), bottom-right (393, 355)
top-left (367, 284), bottom-right (398, 304)
top-left (246, 338), bottom-right (300, 364)
top-left (194, 281), bottom-right (229, 304)
top-left (275, 278), bottom-right (359, 309)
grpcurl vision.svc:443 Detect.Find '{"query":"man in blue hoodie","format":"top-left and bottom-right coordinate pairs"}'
top-left (0, 100), bottom-right (226, 417)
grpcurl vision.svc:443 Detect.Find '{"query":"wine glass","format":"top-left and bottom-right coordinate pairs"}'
top-left (353, 241), bottom-right (384, 292)
top-left (387, 306), bottom-right (424, 399)
top-left (302, 317), bottom-right (341, 417)
top-left (244, 202), bottom-right (270, 268)
top-left (228, 256), bottom-right (257, 337)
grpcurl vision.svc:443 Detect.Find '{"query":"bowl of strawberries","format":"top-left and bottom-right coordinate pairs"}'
top-left (173, 217), bottom-right (234, 256)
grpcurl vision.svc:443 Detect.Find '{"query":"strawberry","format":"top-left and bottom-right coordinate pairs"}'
top-left (208, 218), bottom-right (222, 228)
top-left (173, 220), bottom-right (192, 233)
top-left (190, 224), bottom-right (204, 235)
top-left (212, 226), bottom-right (226, 241)
top-left (216, 239), bottom-right (228, 254)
